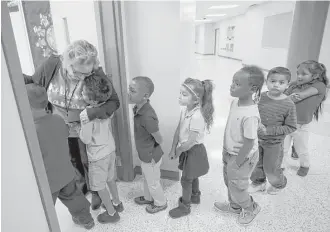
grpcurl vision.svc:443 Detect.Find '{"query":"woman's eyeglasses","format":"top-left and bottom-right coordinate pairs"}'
top-left (71, 66), bottom-right (94, 78)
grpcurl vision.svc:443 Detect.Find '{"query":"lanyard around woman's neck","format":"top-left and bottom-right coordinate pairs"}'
top-left (63, 68), bottom-right (80, 116)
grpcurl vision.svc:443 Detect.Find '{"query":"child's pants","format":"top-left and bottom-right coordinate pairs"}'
top-left (283, 123), bottom-right (310, 167)
top-left (223, 150), bottom-right (258, 210)
top-left (250, 142), bottom-right (287, 189)
top-left (52, 179), bottom-right (93, 224)
top-left (140, 158), bottom-right (166, 206)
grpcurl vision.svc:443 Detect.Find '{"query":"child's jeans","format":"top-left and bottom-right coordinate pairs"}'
top-left (283, 123), bottom-right (310, 167)
top-left (223, 150), bottom-right (259, 210)
top-left (250, 141), bottom-right (287, 189)
top-left (52, 179), bottom-right (93, 224)
top-left (140, 158), bottom-right (166, 206)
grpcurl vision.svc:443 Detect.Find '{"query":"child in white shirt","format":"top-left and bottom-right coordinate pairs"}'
top-left (214, 66), bottom-right (265, 226)
top-left (78, 74), bottom-right (123, 224)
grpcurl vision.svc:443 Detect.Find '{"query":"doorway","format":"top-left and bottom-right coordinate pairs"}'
top-left (2, 1), bottom-right (133, 231)
top-left (214, 28), bottom-right (220, 55)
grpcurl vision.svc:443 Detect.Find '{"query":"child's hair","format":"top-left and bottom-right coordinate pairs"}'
top-left (84, 74), bottom-right (113, 103)
top-left (240, 65), bottom-right (265, 102)
top-left (298, 60), bottom-right (329, 121)
top-left (183, 78), bottom-right (214, 131)
top-left (267, 67), bottom-right (291, 82)
top-left (133, 76), bottom-right (155, 97)
top-left (25, 83), bottom-right (49, 109)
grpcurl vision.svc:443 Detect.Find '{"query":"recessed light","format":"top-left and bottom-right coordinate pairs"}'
top-left (205, 14), bottom-right (226, 17)
top-left (209, 5), bottom-right (239, 9)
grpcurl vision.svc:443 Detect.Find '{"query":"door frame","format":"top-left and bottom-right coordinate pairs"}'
top-left (2, 2), bottom-right (61, 231)
top-left (94, 1), bottom-right (134, 182)
top-left (214, 28), bottom-right (219, 55)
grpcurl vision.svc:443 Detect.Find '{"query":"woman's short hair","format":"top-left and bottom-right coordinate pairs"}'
top-left (62, 40), bottom-right (99, 69)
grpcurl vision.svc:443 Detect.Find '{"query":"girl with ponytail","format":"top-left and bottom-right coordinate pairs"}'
top-left (168, 78), bottom-right (214, 219)
top-left (284, 60), bottom-right (329, 177)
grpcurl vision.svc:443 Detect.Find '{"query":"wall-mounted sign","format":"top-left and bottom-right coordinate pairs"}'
top-left (226, 26), bottom-right (235, 41)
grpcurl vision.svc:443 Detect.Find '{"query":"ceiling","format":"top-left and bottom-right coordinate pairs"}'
top-left (195, 1), bottom-right (265, 24)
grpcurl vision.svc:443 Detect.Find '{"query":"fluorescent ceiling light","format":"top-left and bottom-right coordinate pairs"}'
top-left (195, 19), bottom-right (212, 22)
top-left (205, 14), bottom-right (226, 17)
top-left (209, 5), bottom-right (239, 9)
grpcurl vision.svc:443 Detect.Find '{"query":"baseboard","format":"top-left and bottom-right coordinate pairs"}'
top-left (134, 166), bottom-right (180, 181)
top-left (195, 52), bottom-right (216, 56)
top-left (217, 54), bottom-right (242, 62)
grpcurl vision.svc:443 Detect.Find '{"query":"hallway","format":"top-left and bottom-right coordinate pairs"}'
top-left (56, 55), bottom-right (330, 232)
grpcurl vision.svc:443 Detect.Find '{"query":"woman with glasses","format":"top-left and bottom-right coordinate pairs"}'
top-left (30, 40), bottom-right (120, 210)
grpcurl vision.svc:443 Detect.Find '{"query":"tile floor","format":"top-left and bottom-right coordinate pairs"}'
top-left (56, 55), bottom-right (330, 232)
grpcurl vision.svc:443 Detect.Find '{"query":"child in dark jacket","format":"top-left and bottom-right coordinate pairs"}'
top-left (26, 83), bottom-right (95, 230)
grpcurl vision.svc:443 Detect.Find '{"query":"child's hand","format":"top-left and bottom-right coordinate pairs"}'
top-left (75, 124), bottom-right (81, 134)
top-left (290, 93), bottom-right (301, 102)
top-left (169, 150), bottom-right (176, 160)
top-left (258, 123), bottom-right (267, 136)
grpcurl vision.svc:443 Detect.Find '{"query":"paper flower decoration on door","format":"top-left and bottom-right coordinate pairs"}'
top-left (33, 13), bottom-right (58, 57)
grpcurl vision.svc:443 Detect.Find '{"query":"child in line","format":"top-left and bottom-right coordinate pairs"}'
top-left (128, 76), bottom-right (167, 214)
top-left (214, 66), bottom-right (264, 225)
top-left (26, 83), bottom-right (95, 230)
top-left (78, 75), bottom-right (123, 224)
top-left (283, 60), bottom-right (328, 177)
top-left (168, 78), bottom-right (214, 219)
top-left (249, 67), bottom-right (297, 195)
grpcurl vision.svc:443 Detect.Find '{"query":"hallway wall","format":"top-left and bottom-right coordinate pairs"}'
top-left (213, 1), bottom-right (295, 70)
top-left (122, 1), bottom-right (181, 173)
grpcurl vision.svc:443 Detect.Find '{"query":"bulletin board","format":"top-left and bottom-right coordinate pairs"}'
top-left (261, 12), bottom-right (293, 49)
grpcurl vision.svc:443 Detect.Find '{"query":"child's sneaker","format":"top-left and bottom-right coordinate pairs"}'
top-left (297, 166), bottom-right (309, 177)
top-left (97, 211), bottom-right (120, 224)
top-left (146, 203), bottom-right (168, 214)
top-left (237, 202), bottom-right (261, 225)
top-left (214, 202), bottom-right (241, 215)
top-left (113, 201), bottom-right (124, 212)
top-left (248, 183), bottom-right (266, 193)
top-left (134, 196), bottom-right (154, 205)
top-left (102, 201), bottom-right (124, 212)
top-left (72, 217), bottom-right (95, 230)
top-left (267, 186), bottom-right (282, 195)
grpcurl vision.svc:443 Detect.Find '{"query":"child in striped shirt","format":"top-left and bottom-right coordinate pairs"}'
top-left (249, 67), bottom-right (297, 195)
